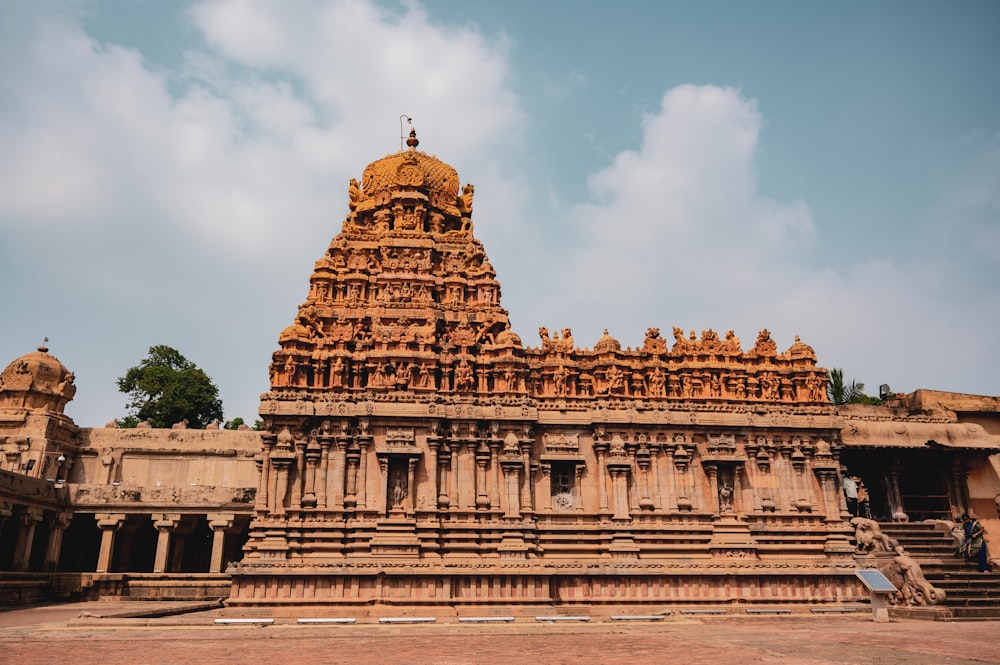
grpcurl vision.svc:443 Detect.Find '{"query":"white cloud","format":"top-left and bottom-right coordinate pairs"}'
top-left (1, 2), bottom-right (996, 430)
top-left (513, 85), bottom-right (817, 346)
top-left (504, 83), bottom-right (998, 400)
top-left (0, 0), bottom-right (527, 425)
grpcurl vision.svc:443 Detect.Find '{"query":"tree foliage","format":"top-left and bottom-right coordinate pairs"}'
top-left (827, 368), bottom-right (883, 406)
top-left (117, 345), bottom-right (224, 429)
top-left (224, 417), bottom-right (266, 431)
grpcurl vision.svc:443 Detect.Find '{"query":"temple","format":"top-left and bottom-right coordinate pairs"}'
top-left (1, 132), bottom-right (998, 617)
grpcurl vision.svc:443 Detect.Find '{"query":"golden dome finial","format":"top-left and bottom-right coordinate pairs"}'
top-left (399, 114), bottom-right (413, 151)
top-left (406, 127), bottom-right (419, 150)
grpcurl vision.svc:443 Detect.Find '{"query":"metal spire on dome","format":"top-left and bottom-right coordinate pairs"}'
top-left (399, 114), bottom-right (412, 151)
top-left (38, 337), bottom-right (49, 353)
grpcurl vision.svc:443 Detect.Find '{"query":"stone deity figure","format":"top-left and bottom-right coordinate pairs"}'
top-left (418, 364), bottom-right (434, 388)
top-left (719, 480), bottom-right (733, 512)
top-left (648, 368), bottom-right (666, 398)
top-left (330, 357), bottom-right (345, 388)
top-left (391, 474), bottom-right (407, 509)
top-left (553, 365), bottom-right (570, 396)
top-left (454, 360), bottom-right (475, 391)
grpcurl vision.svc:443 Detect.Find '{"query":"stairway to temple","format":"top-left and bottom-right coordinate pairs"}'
top-left (879, 522), bottom-right (1000, 619)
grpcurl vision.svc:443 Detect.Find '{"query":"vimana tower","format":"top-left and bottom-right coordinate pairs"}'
top-left (227, 129), bottom-right (858, 614)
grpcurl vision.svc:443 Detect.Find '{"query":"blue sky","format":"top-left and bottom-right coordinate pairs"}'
top-left (1, 0), bottom-right (997, 426)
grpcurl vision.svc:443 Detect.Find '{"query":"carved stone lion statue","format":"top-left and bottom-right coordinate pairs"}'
top-left (851, 517), bottom-right (898, 553)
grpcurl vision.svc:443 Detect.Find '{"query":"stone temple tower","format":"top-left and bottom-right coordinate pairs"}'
top-left (229, 131), bottom-right (852, 615)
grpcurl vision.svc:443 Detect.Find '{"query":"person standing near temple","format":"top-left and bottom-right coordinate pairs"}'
top-left (957, 513), bottom-right (992, 572)
top-left (856, 478), bottom-right (871, 519)
top-left (842, 470), bottom-right (859, 517)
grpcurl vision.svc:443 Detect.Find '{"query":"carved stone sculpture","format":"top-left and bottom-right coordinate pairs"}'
top-left (852, 517), bottom-right (898, 553)
top-left (880, 546), bottom-right (946, 606)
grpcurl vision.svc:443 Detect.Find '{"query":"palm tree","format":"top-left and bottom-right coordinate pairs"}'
top-left (827, 368), bottom-right (865, 405)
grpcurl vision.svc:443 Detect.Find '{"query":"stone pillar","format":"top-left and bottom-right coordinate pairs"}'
top-left (490, 443), bottom-right (501, 511)
top-left (333, 438), bottom-right (348, 509)
top-left (887, 458), bottom-right (907, 521)
top-left (11, 508), bottom-right (43, 572)
top-left (317, 436), bottom-right (332, 509)
top-left (475, 442), bottom-right (491, 509)
top-left (451, 444), bottom-right (460, 510)
top-left (673, 446), bottom-right (694, 511)
top-left (574, 464), bottom-right (585, 512)
top-left (949, 459), bottom-right (970, 517)
top-left (814, 466), bottom-right (841, 522)
top-left (152, 513), bottom-right (180, 574)
top-left (662, 448), bottom-right (676, 511)
top-left (301, 441), bottom-right (320, 509)
top-left (357, 439), bottom-right (369, 509)
top-left (636, 445), bottom-right (654, 510)
top-left (407, 458), bottom-right (417, 517)
top-left (344, 445), bottom-right (359, 509)
top-left (594, 440), bottom-right (610, 514)
top-left (608, 467), bottom-right (631, 521)
top-left (437, 444), bottom-right (452, 509)
top-left (704, 464), bottom-right (720, 517)
top-left (253, 441), bottom-right (271, 513)
top-left (521, 441), bottom-right (534, 515)
top-left (652, 446), bottom-right (665, 511)
top-left (378, 457), bottom-right (390, 515)
top-left (290, 439), bottom-right (305, 509)
top-left (43, 511), bottom-right (74, 572)
top-left (208, 513), bottom-right (235, 574)
top-left (270, 429), bottom-right (296, 515)
top-left (427, 439), bottom-right (440, 512)
top-left (0, 501), bottom-right (11, 531)
top-left (500, 454), bottom-right (522, 519)
top-left (270, 451), bottom-right (295, 516)
top-left (539, 462), bottom-right (552, 512)
top-left (464, 443), bottom-right (477, 510)
top-left (734, 465), bottom-right (747, 516)
top-left (95, 513), bottom-right (126, 573)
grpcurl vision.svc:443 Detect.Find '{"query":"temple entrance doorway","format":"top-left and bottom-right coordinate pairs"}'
top-left (898, 453), bottom-right (952, 521)
top-left (840, 449), bottom-right (954, 522)
top-left (840, 450), bottom-right (891, 520)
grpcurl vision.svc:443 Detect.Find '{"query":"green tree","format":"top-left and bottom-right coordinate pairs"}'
top-left (827, 368), bottom-right (883, 406)
top-left (224, 417), bottom-right (266, 431)
top-left (117, 345), bottom-right (224, 429)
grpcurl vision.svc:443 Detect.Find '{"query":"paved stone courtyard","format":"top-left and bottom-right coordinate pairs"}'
top-left (1, 602), bottom-right (999, 665)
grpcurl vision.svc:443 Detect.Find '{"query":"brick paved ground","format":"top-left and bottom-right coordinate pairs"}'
top-left (1, 603), bottom-right (998, 665)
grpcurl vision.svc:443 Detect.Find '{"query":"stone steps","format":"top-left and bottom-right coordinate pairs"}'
top-left (878, 522), bottom-right (999, 617)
